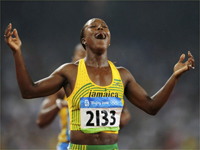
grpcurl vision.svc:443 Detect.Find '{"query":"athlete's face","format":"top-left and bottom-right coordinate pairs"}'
top-left (82, 18), bottom-right (111, 53)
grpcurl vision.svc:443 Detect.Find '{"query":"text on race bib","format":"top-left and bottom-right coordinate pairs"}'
top-left (80, 97), bottom-right (123, 129)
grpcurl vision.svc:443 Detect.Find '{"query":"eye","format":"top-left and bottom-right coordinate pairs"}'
top-left (101, 23), bottom-right (108, 28)
top-left (90, 25), bottom-right (97, 28)
top-left (89, 23), bottom-right (97, 28)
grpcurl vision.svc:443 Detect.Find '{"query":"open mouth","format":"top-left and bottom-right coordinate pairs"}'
top-left (95, 33), bottom-right (106, 39)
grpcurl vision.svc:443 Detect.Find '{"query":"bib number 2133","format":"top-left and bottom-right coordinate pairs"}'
top-left (80, 97), bottom-right (123, 130)
top-left (86, 109), bottom-right (116, 126)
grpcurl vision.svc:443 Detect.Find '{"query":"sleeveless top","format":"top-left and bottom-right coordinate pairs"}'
top-left (57, 96), bottom-right (70, 143)
top-left (67, 59), bottom-right (124, 134)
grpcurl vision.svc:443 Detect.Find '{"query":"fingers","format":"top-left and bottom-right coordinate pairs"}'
top-left (187, 51), bottom-right (195, 69)
top-left (4, 23), bottom-right (12, 37)
top-left (13, 28), bottom-right (19, 39)
top-left (4, 23), bottom-right (14, 40)
top-left (179, 54), bottom-right (185, 63)
top-left (179, 52), bottom-right (195, 70)
top-left (5, 23), bottom-right (12, 34)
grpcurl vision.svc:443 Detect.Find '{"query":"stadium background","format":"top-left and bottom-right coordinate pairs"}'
top-left (1, 1), bottom-right (199, 149)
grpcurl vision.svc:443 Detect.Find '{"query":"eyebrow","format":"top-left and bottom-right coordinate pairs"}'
top-left (89, 19), bottom-right (106, 24)
top-left (90, 22), bottom-right (107, 26)
top-left (85, 20), bottom-right (107, 28)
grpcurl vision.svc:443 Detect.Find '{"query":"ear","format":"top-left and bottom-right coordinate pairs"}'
top-left (82, 38), bottom-right (86, 45)
top-left (108, 41), bottom-right (111, 47)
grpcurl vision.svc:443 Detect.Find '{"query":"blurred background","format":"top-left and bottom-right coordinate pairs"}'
top-left (1, 1), bottom-right (199, 150)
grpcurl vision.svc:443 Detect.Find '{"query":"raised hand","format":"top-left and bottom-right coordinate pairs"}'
top-left (4, 23), bottom-right (22, 52)
top-left (173, 51), bottom-right (195, 79)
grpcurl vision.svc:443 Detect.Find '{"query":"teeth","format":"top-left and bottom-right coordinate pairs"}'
top-left (96, 33), bottom-right (106, 39)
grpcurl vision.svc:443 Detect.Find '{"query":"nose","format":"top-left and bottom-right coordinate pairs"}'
top-left (97, 25), bottom-right (103, 30)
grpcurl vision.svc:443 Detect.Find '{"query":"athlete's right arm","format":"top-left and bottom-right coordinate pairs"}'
top-left (4, 23), bottom-right (66, 98)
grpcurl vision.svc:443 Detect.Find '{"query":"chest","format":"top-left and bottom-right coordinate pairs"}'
top-left (86, 66), bottom-right (112, 86)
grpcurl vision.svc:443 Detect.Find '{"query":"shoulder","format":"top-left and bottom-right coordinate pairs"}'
top-left (55, 62), bottom-right (79, 74)
top-left (116, 66), bottom-right (135, 87)
top-left (51, 62), bottom-right (80, 81)
top-left (116, 66), bottom-right (132, 77)
top-left (109, 61), bottom-right (134, 81)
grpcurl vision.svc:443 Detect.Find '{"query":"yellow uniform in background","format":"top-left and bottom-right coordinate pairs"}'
top-left (57, 96), bottom-right (70, 150)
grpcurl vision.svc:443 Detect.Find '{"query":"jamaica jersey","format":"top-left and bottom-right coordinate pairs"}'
top-left (57, 96), bottom-right (70, 144)
top-left (67, 59), bottom-right (124, 134)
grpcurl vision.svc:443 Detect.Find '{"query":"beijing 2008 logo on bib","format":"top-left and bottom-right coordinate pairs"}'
top-left (110, 99), bottom-right (119, 105)
top-left (85, 99), bottom-right (90, 107)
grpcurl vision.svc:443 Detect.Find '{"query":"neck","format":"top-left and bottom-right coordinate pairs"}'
top-left (84, 49), bottom-right (109, 68)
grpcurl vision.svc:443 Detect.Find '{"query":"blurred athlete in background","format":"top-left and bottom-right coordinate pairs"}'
top-left (36, 44), bottom-right (85, 150)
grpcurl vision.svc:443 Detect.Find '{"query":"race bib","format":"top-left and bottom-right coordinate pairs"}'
top-left (80, 97), bottom-right (123, 133)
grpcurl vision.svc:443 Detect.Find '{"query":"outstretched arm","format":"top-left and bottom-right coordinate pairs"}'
top-left (36, 88), bottom-right (68, 128)
top-left (4, 23), bottom-right (65, 98)
top-left (122, 52), bottom-right (195, 115)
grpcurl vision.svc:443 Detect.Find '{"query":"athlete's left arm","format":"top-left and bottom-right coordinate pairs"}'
top-left (119, 51), bottom-right (195, 115)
